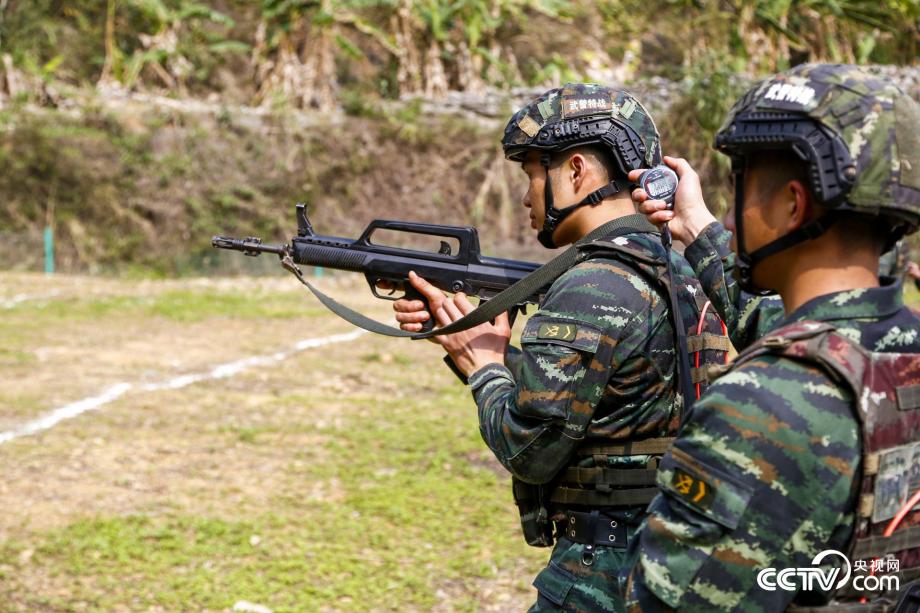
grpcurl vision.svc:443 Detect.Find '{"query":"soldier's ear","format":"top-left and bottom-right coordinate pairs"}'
top-left (569, 153), bottom-right (587, 191)
top-left (786, 179), bottom-right (813, 232)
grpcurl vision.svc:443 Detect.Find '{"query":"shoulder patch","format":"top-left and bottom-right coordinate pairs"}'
top-left (538, 322), bottom-right (578, 342)
top-left (658, 446), bottom-right (755, 530)
top-left (671, 467), bottom-right (716, 510)
top-left (522, 315), bottom-right (602, 354)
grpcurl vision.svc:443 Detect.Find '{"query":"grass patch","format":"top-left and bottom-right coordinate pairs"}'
top-left (5, 379), bottom-right (541, 611)
top-left (20, 275), bottom-right (920, 611)
top-left (218, 424), bottom-right (276, 445)
top-left (0, 391), bottom-right (45, 418)
top-left (0, 347), bottom-right (36, 367)
top-left (1, 288), bottom-right (326, 325)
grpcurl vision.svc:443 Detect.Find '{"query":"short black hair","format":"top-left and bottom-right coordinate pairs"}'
top-left (747, 150), bottom-right (890, 255)
top-left (746, 150), bottom-right (809, 204)
top-left (558, 145), bottom-right (621, 182)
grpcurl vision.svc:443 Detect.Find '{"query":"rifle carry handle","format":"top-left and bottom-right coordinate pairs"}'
top-left (355, 220), bottom-right (480, 262)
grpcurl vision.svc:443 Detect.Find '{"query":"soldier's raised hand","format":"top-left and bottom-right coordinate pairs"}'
top-left (628, 156), bottom-right (717, 245)
top-left (431, 292), bottom-right (511, 376)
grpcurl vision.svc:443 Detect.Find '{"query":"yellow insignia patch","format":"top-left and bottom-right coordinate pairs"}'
top-left (517, 115), bottom-right (541, 138)
top-left (537, 323), bottom-right (577, 342)
top-left (671, 468), bottom-right (715, 509)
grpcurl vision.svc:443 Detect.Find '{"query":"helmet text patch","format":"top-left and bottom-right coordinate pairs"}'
top-left (561, 95), bottom-right (614, 119)
top-left (763, 82), bottom-right (816, 107)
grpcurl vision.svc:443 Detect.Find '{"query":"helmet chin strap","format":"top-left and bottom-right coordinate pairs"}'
top-left (732, 161), bottom-right (838, 294)
top-left (537, 152), bottom-right (622, 249)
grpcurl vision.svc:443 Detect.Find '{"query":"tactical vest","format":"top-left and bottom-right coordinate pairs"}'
top-left (731, 321), bottom-right (920, 611)
top-left (512, 237), bottom-right (731, 547)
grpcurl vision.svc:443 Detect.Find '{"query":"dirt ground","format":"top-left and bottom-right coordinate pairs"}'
top-left (0, 272), bottom-right (545, 612)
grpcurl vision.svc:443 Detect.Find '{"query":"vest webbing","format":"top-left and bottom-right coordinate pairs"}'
top-left (549, 486), bottom-right (659, 507)
top-left (687, 332), bottom-right (732, 353)
top-left (575, 438), bottom-right (676, 457)
top-left (853, 526), bottom-right (920, 560)
top-left (547, 239), bottom-right (728, 511)
top-left (560, 467), bottom-right (658, 487)
top-left (733, 321), bottom-right (920, 606)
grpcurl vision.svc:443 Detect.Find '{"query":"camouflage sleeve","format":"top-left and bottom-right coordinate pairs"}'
top-left (625, 356), bottom-right (861, 611)
top-left (878, 246), bottom-right (898, 278)
top-left (879, 240), bottom-right (911, 281)
top-left (469, 258), bottom-right (654, 485)
top-left (683, 222), bottom-right (785, 350)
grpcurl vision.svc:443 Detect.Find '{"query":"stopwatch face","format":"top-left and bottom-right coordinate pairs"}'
top-left (639, 166), bottom-right (678, 206)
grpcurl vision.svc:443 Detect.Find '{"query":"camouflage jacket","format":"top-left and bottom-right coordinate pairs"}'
top-left (468, 228), bottom-right (686, 488)
top-left (681, 222), bottom-right (784, 351)
top-left (878, 239), bottom-right (912, 287)
top-left (625, 222), bottom-right (920, 611)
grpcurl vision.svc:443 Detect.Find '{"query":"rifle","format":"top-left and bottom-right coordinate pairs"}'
top-left (212, 204), bottom-right (543, 332)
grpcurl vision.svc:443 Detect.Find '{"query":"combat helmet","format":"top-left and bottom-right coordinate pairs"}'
top-left (502, 84), bottom-right (662, 248)
top-left (714, 63), bottom-right (920, 292)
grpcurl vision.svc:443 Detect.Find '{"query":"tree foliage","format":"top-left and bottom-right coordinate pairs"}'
top-left (0, 0), bottom-right (916, 108)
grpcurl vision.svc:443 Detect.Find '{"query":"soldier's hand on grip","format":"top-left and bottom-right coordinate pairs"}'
top-left (392, 271), bottom-right (447, 337)
top-left (392, 271), bottom-right (511, 373)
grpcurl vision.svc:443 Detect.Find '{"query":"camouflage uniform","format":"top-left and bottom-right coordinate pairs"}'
top-left (471, 228), bottom-right (685, 612)
top-left (625, 221), bottom-right (919, 611)
top-left (877, 240), bottom-right (919, 293)
top-left (625, 64), bottom-right (920, 611)
top-left (878, 240), bottom-right (909, 281)
top-left (468, 84), bottom-right (728, 611)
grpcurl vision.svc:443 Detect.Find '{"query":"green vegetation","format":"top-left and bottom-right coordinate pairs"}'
top-left (0, 2), bottom-right (916, 272)
top-left (0, 287), bottom-right (322, 324)
top-left (905, 282), bottom-right (919, 307)
top-left (1, 1), bottom-right (915, 106)
top-left (0, 101), bottom-right (513, 273)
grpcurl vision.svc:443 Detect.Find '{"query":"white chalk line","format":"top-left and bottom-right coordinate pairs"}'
top-left (0, 330), bottom-right (365, 445)
top-left (1, 290), bottom-right (62, 309)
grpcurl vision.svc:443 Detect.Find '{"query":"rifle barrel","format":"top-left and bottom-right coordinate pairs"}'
top-left (211, 236), bottom-right (288, 257)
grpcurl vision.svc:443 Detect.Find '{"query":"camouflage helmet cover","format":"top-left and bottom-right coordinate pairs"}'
top-left (715, 63), bottom-right (920, 233)
top-left (502, 83), bottom-right (662, 176)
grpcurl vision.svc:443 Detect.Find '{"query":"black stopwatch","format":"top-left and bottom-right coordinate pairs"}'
top-left (638, 165), bottom-right (679, 209)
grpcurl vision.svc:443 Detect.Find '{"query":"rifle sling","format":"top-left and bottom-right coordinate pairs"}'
top-left (660, 223), bottom-right (698, 420)
top-left (282, 214), bottom-right (657, 339)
